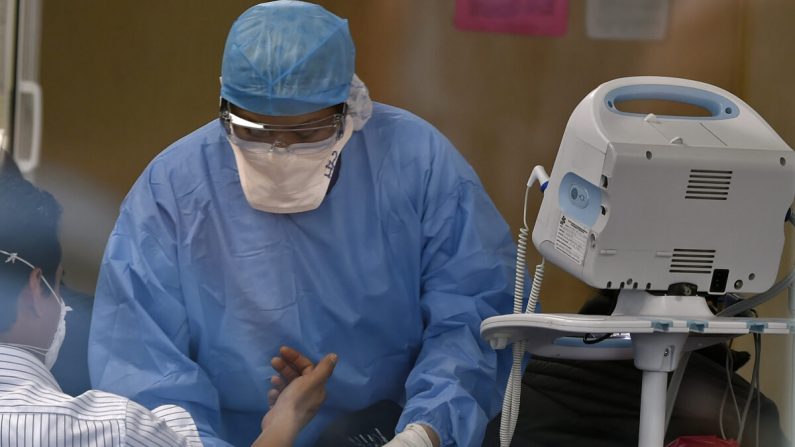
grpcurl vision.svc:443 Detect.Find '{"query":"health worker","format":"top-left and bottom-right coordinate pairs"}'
top-left (88, 2), bottom-right (515, 446)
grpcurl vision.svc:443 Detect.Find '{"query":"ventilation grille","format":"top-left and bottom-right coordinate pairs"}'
top-left (685, 169), bottom-right (732, 200)
top-left (669, 249), bottom-right (715, 274)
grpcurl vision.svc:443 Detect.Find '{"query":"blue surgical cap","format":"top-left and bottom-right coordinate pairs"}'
top-left (221, 1), bottom-right (355, 116)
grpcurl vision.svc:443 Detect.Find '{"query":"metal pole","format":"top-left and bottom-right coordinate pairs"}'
top-left (639, 370), bottom-right (668, 447)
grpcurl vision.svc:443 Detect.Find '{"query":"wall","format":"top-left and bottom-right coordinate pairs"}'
top-left (735, 0), bottom-right (795, 438)
top-left (35, 0), bottom-right (793, 439)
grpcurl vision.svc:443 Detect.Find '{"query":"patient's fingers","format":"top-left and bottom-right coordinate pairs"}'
top-left (270, 375), bottom-right (285, 391)
top-left (271, 356), bottom-right (301, 382)
top-left (279, 346), bottom-right (314, 375)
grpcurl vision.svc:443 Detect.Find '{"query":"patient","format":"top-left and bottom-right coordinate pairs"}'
top-left (0, 151), bottom-right (334, 446)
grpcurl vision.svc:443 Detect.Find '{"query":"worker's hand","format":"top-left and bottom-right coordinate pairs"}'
top-left (262, 347), bottom-right (338, 432)
top-left (382, 423), bottom-right (440, 447)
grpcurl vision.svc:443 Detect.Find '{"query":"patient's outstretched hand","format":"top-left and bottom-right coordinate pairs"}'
top-left (254, 346), bottom-right (337, 447)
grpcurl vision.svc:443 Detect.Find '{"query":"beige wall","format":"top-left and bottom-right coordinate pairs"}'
top-left (735, 0), bottom-right (795, 438)
top-left (36, 0), bottom-right (794, 438)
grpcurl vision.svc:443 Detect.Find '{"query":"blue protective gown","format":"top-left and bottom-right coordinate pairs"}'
top-left (89, 103), bottom-right (515, 447)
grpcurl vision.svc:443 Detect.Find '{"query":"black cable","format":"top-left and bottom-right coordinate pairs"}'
top-left (582, 333), bottom-right (613, 344)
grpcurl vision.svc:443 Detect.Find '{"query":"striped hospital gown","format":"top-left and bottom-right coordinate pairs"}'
top-left (0, 345), bottom-right (202, 446)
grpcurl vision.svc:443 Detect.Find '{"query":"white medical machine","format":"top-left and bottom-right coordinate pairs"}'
top-left (481, 77), bottom-right (795, 447)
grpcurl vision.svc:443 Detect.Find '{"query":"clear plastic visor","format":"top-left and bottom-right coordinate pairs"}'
top-left (223, 109), bottom-right (345, 146)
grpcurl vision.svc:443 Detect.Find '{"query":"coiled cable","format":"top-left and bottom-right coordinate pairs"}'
top-left (500, 179), bottom-right (546, 447)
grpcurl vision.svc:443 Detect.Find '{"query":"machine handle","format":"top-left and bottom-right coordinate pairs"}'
top-left (603, 82), bottom-right (739, 120)
top-left (14, 80), bottom-right (43, 173)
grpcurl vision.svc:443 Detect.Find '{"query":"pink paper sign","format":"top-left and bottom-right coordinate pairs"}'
top-left (455, 0), bottom-right (568, 36)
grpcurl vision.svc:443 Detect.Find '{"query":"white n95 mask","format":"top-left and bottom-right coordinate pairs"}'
top-left (43, 288), bottom-right (69, 369)
top-left (228, 116), bottom-right (354, 214)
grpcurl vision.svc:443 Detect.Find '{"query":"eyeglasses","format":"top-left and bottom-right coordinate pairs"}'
top-left (220, 106), bottom-right (346, 146)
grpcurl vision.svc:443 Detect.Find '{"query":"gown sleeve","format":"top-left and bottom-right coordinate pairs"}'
top-left (397, 132), bottom-right (515, 447)
top-left (89, 164), bottom-right (233, 447)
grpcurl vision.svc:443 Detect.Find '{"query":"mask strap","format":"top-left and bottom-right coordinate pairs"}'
top-left (1, 249), bottom-right (68, 307)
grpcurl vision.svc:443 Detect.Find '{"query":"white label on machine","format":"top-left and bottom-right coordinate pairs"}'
top-left (554, 215), bottom-right (589, 265)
